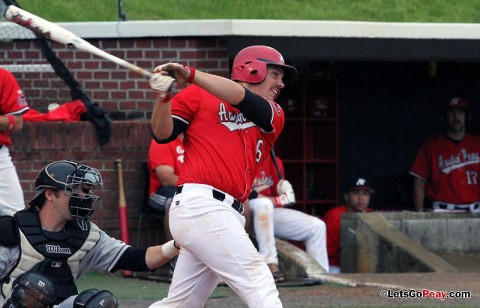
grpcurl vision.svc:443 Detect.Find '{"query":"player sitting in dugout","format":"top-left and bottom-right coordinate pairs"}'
top-left (247, 151), bottom-right (329, 282)
top-left (324, 177), bottom-right (374, 274)
top-left (0, 160), bottom-right (180, 308)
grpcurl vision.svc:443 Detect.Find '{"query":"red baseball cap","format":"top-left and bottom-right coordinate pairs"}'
top-left (443, 97), bottom-right (469, 111)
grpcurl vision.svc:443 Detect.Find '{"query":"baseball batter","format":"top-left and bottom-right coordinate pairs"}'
top-left (0, 67), bottom-right (30, 216)
top-left (410, 97), bottom-right (480, 212)
top-left (148, 45), bottom-right (297, 307)
top-left (249, 152), bottom-right (329, 280)
top-left (0, 160), bottom-right (180, 307)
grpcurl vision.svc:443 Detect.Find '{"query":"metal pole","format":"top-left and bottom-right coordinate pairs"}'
top-left (118, 0), bottom-right (126, 21)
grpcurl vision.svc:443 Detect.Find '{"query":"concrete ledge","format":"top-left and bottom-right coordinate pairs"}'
top-left (276, 238), bottom-right (327, 280)
top-left (276, 238), bottom-right (358, 286)
top-left (341, 212), bottom-right (480, 273)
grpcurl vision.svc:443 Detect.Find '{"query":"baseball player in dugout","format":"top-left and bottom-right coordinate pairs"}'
top-left (324, 178), bottom-right (374, 274)
top-left (148, 45), bottom-right (297, 307)
top-left (0, 160), bottom-right (180, 308)
top-left (248, 151), bottom-right (329, 282)
top-left (0, 68), bottom-right (30, 216)
top-left (410, 97), bottom-right (480, 213)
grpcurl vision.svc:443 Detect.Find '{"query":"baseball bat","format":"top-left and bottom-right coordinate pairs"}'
top-left (115, 159), bottom-right (133, 277)
top-left (270, 148), bottom-right (284, 179)
top-left (3, 5), bottom-right (153, 78)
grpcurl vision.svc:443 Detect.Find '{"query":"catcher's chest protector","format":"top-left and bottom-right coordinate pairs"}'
top-left (2, 209), bottom-right (99, 304)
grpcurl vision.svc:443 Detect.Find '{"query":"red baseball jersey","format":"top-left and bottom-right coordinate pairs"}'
top-left (0, 68), bottom-right (29, 145)
top-left (410, 133), bottom-right (480, 204)
top-left (171, 85), bottom-right (284, 202)
top-left (148, 137), bottom-right (185, 196)
top-left (252, 153), bottom-right (284, 197)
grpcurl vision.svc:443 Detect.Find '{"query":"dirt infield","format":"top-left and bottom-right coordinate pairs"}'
top-left (121, 272), bottom-right (480, 307)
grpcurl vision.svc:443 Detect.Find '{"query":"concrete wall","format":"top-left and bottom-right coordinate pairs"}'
top-left (341, 212), bottom-right (480, 273)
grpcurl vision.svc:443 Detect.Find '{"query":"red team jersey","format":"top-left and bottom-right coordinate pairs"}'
top-left (252, 153), bottom-right (284, 197)
top-left (0, 68), bottom-right (29, 145)
top-left (171, 85), bottom-right (284, 202)
top-left (148, 137), bottom-right (185, 196)
top-left (410, 133), bottom-right (480, 204)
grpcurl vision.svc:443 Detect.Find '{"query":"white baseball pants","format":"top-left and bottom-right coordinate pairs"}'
top-left (149, 183), bottom-right (282, 308)
top-left (0, 146), bottom-right (24, 216)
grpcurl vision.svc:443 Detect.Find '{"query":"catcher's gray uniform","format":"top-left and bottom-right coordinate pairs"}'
top-left (0, 214), bottom-right (128, 307)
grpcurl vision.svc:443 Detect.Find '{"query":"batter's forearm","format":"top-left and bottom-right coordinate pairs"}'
top-left (151, 101), bottom-right (173, 140)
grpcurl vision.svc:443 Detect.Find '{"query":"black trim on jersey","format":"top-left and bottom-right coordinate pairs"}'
top-left (111, 247), bottom-right (149, 272)
top-left (236, 88), bottom-right (274, 132)
top-left (0, 216), bottom-right (18, 247)
top-left (151, 118), bottom-right (188, 144)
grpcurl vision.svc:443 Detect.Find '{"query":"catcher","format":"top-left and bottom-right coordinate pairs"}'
top-left (0, 160), bottom-right (180, 307)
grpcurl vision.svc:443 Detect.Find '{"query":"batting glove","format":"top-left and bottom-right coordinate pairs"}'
top-left (274, 180), bottom-right (295, 207)
top-left (153, 63), bottom-right (196, 84)
top-left (277, 179), bottom-right (293, 195)
top-left (149, 73), bottom-right (185, 103)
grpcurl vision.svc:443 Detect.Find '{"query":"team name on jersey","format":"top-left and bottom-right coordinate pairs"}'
top-left (438, 149), bottom-right (480, 174)
top-left (218, 103), bottom-right (256, 131)
top-left (45, 244), bottom-right (72, 255)
top-left (252, 171), bottom-right (274, 193)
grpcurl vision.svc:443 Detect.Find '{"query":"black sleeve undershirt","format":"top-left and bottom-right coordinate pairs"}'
top-left (151, 118), bottom-right (188, 144)
top-left (111, 247), bottom-right (150, 272)
top-left (236, 88), bottom-right (274, 133)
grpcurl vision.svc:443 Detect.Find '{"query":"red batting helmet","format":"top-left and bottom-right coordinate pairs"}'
top-left (231, 45), bottom-right (298, 84)
top-left (443, 97), bottom-right (470, 111)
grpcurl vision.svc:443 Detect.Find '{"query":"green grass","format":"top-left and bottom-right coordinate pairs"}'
top-left (16, 0), bottom-right (480, 23)
top-left (76, 271), bottom-right (231, 301)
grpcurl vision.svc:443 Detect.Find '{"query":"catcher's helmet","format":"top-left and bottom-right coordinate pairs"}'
top-left (231, 45), bottom-right (298, 84)
top-left (29, 160), bottom-right (103, 230)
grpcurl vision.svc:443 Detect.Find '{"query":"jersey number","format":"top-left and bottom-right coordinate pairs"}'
top-left (255, 139), bottom-right (264, 163)
top-left (466, 171), bottom-right (478, 185)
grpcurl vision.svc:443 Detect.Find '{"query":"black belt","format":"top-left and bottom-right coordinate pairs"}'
top-left (437, 203), bottom-right (479, 211)
top-left (175, 185), bottom-right (244, 214)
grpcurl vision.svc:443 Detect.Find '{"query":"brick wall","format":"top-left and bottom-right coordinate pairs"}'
top-left (10, 121), bottom-right (156, 243)
top-left (1, 37), bottom-right (230, 119)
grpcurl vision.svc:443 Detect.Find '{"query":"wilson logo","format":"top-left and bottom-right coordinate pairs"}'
top-left (45, 245), bottom-right (72, 255)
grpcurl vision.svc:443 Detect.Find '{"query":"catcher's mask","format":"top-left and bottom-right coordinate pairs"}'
top-left (231, 45), bottom-right (298, 84)
top-left (29, 160), bottom-right (103, 231)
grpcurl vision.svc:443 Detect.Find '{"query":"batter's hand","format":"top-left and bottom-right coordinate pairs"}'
top-left (150, 73), bottom-right (186, 103)
top-left (153, 63), bottom-right (195, 85)
top-left (150, 73), bottom-right (175, 93)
